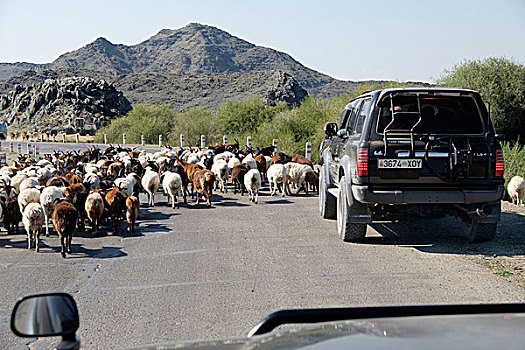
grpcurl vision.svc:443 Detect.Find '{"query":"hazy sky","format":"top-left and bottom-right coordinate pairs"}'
top-left (1, 0), bottom-right (524, 82)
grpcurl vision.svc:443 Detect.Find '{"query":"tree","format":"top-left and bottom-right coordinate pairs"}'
top-left (437, 57), bottom-right (525, 141)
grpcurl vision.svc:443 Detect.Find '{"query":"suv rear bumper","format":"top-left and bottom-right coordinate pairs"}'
top-left (352, 185), bottom-right (505, 205)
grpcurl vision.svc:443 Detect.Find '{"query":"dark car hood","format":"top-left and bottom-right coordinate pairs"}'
top-left (131, 313), bottom-right (525, 349)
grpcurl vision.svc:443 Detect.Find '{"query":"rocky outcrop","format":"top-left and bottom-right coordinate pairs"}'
top-left (0, 77), bottom-right (131, 133)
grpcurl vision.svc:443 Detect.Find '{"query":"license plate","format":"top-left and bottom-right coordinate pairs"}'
top-left (378, 159), bottom-right (422, 169)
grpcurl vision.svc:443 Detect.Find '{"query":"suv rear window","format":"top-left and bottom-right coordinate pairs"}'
top-left (376, 95), bottom-right (484, 134)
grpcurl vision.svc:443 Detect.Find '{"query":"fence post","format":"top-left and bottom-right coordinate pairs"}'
top-left (247, 136), bottom-right (252, 150)
top-left (104, 133), bottom-right (108, 144)
top-left (223, 135), bottom-right (228, 145)
top-left (200, 135), bottom-right (205, 148)
top-left (180, 134), bottom-right (184, 148)
top-left (305, 142), bottom-right (312, 160)
top-left (141, 135), bottom-right (145, 146)
top-left (159, 135), bottom-right (163, 147)
top-left (272, 139), bottom-right (278, 156)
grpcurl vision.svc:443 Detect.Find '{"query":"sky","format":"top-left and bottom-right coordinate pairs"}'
top-left (0, 0), bottom-right (524, 83)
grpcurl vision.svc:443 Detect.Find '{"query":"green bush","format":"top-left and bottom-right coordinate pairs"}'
top-left (95, 104), bottom-right (176, 144)
top-left (437, 57), bottom-right (525, 142)
top-left (502, 140), bottom-right (525, 189)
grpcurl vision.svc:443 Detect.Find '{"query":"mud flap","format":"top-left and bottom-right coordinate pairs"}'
top-left (344, 182), bottom-right (371, 223)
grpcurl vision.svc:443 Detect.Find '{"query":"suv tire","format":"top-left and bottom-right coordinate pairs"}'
top-left (337, 175), bottom-right (367, 242)
top-left (319, 165), bottom-right (336, 219)
top-left (461, 218), bottom-right (497, 243)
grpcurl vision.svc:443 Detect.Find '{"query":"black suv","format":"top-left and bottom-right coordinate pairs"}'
top-left (319, 88), bottom-right (505, 243)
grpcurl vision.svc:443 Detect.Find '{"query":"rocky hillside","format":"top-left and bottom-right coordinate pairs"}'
top-left (0, 23), bottom-right (366, 98)
top-left (0, 77), bottom-right (131, 133)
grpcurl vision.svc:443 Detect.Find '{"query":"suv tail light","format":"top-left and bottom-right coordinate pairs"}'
top-left (495, 149), bottom-right (504, 177)
top-left (357, 148), bottom-right (368, 177)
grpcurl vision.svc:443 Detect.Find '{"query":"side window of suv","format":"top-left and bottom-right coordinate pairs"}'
top-left (345, 100), bottom-right (361, 131)
top-left (353, 99), bottom-right (371, 134)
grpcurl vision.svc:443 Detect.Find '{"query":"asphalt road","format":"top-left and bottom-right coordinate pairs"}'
top-left (0, 143), bottom-right (524, 349)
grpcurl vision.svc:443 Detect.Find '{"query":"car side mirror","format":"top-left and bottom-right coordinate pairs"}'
top-left (11, 293), bottom-right (80, 350)
top-left (324, 123), bottom-right (338, 138)
top-left (336, 129), bottom-right (350, 139)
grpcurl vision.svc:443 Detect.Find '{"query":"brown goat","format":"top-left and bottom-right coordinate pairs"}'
top-left (125, 196), bottom-right (140, 233)
top-left (292, 154), bottom-right (314, 168)
top-left (105, 187), bottom-right (125, 234)
top-left (193, 169), bottom-right (215, 206)
top-left (46, 176), bottom-right (70, 187)
top-left (231, 164), bottom-right (249, 195)
top-left (65, 183), bottom-right (85, 199)
top-left (3, 197), bottom-right (21, 235)
top-left (85, 192), bottom-right (104, 236)
top-left (52, 201), bottom-right (79, 258)
top-left (253, 154), bottom-right (267, 183)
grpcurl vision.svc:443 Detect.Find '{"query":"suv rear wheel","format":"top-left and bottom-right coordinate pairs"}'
top-left (461, 218), bottom-right (497, 243)
top-left (319, 165), bottom-right (336, 219)
top-left (337, 176), bottom-right (367, 242)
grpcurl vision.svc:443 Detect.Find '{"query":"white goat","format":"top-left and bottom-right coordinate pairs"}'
top-left (267, 164), bottom-right (290, 196)
top-left (212, 159), bottom-right (229, 193)
top-left (141, 167), bottom-right (160, 207)
top-left (18, 188), bottom-right (41, 214)
top-left (115, 177), bottom-right (134, 197)
top-left (40, 186), bottom-right (64, 237)
top-left (285, 162), bottom-right (314, 194)
top-left (242, 154), bottom-right (257, 170)
top-left (10, 174), bottom-right (28, 194)
top-left (508, 175), bottom-right (525, 206)
top-left (19, 177), bottom-right (40, 193)
top-left (22, 202), bottom-right (45, 252)
top-left (162, 171), bottom-right (182, 209)
top-left (244, 169), bottom-right (262, 204)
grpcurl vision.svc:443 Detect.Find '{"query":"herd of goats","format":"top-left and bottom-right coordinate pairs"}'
top-left (0, 141), bottom-right (319, 258)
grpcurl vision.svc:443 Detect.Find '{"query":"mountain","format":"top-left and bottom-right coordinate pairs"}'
top-left (1, 23), bottom-right (367, 98)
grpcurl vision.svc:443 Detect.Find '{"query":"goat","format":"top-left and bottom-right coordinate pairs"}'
top-left (267, 163), bottom-right (290, 196)
top-left (508, 175), bottom-right (525, 206)
top-left (141, 167), bottom-right (160, 207)
top-left (192, 169), bottom-right (215, 206)
top-left (105, 187), bottom-right (125, 234)
top-left (40, 186), bottom-right (64, 237)
top-left (52, 201), bottom-right (79, 258)
top-left (292, 154), bottom-right (314, 168)
top-left (85, 192), bottom-right (104, 235)
top-left (3, 197), bottom-right (21, 235)
top-left (162, 171), bottom-right (182, 209)
top-left (22, 202), bottom-right (45, 252)
top-left (18, 188), bottom-right (41, 214)
top-left (125, 196), bottom-right (140, 233)
top-left (211, 159), bottom-right (229, 193)
top-left (244, 169), bottom-right (262, 204)
top-left (231, 164), bottom-right (249, 195)
top-left (285, 162), bottom-right (314, 195)
top-left (19, 177), bottom-right (40, 193)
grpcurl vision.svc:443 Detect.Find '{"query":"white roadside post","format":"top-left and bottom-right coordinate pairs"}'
top-left (104, 133), bottom-right (108, 144)
top-left (75, 134), bottom-right (79, 143)
top-left (180, 134), bottom-right (185, 148)
top-left (272, 139), bottom-right (278, 156)
top-left (40, 134), bottom-right (43, 142)
top-left (17, 143), bottom-right (21, 154)
top-left (62, 134), bottom-right (66, 143)
top-left (141, 135), bottom-right (145, 146)
top-left (26, 143), bottom-right (31, 155)
top-left (223, 135), bottom-right (228, 145)
top-left (35, 143), bottom-right (40, 160)
top-left (305, 142), bottom-right (312, 160)
top-left (0, 153), bottom-right (5, 166)
top-left (159, 135), bottom-right (163, 147)
top-left (9, 142), bottom-right (13, 153)
top-left (52, 134), bottom-right (56, 142)
top-left (247, 136), bottom-right (252, 150)
top-left (123, 133), bottom-right (127, 145)
top-left (200, 135), bottom-right (206, 148)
